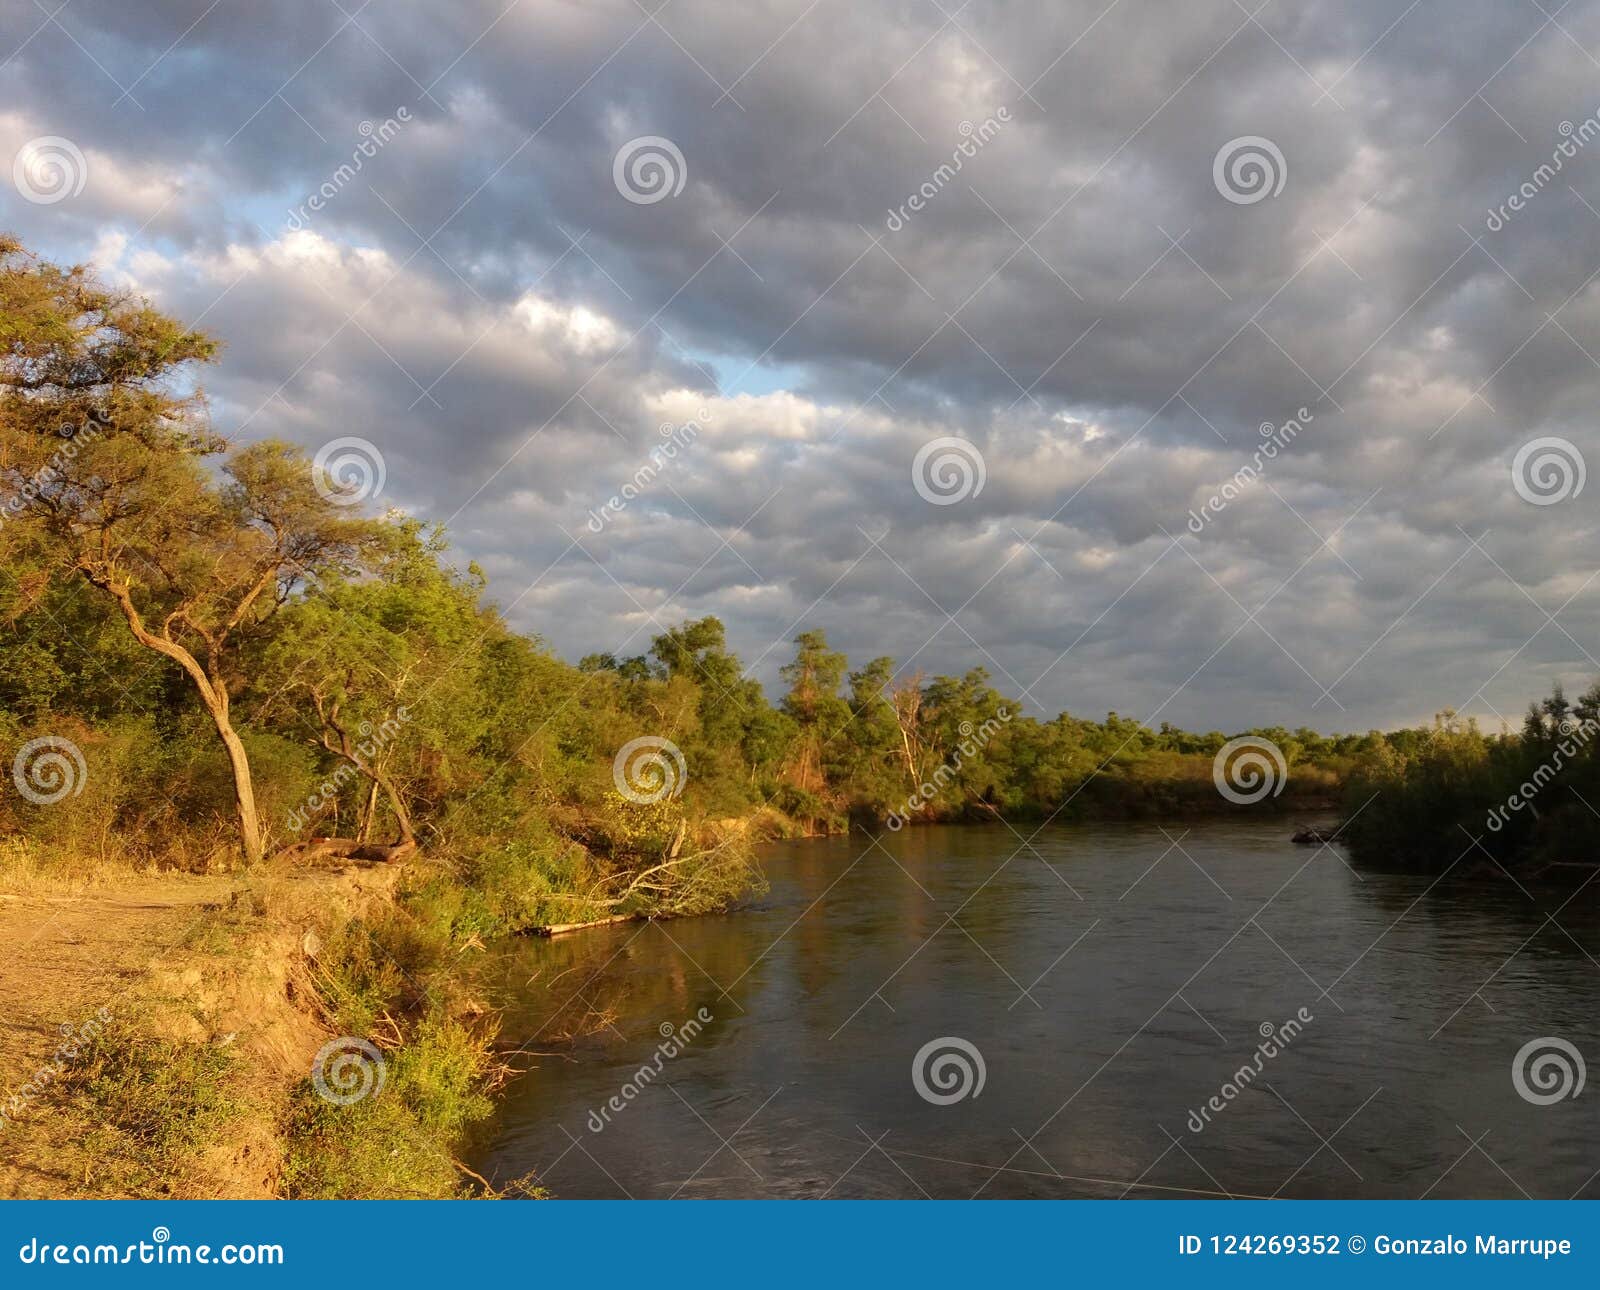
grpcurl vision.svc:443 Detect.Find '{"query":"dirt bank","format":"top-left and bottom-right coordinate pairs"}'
top-left (0, 863), bottom-right (404, 1198)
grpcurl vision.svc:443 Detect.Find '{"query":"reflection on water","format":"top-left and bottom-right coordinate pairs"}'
top-left (476, 820), bottom-right (1599, 1199)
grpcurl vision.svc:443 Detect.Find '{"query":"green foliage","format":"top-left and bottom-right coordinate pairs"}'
top-left (428, 828), bottom-right (598, 939)
top-left (1341, 684), bottom-right (1600, 871)
top-left (281, 1016), bottom-right (495, 1199)
top-left (275, 893), bottom-right (499, 1198)
top-left (281, 1083), bottom-right (463, 1200)
top-left (310, 908), bottom-right (453, 1036)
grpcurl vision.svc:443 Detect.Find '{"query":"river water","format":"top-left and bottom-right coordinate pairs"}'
top-left (476, 820), bottom-right (1599, 1199)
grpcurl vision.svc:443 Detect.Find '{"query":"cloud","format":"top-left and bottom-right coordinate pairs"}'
top-left (5, 0), bottom-right (1598, 730)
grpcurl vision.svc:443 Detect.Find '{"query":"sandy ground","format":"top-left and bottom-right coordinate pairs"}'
top-left (0, 875), bottom-right (235, 1198)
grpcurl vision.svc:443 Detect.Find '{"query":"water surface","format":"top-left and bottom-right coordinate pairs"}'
top-left (478, 820), bottom-right (1599, 1198)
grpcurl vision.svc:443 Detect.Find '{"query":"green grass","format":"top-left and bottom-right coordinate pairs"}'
top-left (61, 1025), bottom-right (251, 1197)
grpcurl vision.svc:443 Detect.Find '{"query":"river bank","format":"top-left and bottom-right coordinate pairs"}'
top-left (0, 859), bottom-right (510, 1199)
top-left (0, 803), bottom-right (794, 1199)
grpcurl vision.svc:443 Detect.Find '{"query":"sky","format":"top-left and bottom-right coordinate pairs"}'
top-left (2, 0), bottom-right (1596, 734)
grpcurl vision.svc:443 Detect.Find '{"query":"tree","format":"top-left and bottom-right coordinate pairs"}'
top-left (1, 240), bottom-right (377, 861)
top-left (779, 630), bottom-right (850, 798)
top-left (834, 656), bottom-right (912, 812)
top-left (256, 519), bottom-right (491, 848)
top-left (649, 616), bottom-right (784, 806)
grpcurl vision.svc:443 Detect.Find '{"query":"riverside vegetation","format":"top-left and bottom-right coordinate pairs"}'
top-left (0, 236), bottom-right (1590, 1197)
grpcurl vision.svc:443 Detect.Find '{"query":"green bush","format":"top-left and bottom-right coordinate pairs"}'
top-left (282, 1017), bottom-right (494, 1199)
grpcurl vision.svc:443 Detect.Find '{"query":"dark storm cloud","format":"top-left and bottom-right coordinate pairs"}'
top-left (3, 0), bottom-right (1597, 730)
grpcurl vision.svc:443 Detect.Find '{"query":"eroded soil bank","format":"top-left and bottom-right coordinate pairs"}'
top-left (0, 864), bottom-right (409, 1199)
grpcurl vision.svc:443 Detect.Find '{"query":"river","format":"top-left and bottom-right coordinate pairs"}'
top-left (476, 819), bottom-right (1599, 1199)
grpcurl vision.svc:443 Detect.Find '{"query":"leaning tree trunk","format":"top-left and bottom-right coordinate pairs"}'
top-left (92, 574), bottom-right (266, 864)
top-left (209, 698), bottom-right (265, 864)
top-left (369, 760), bottom-right (416, 846)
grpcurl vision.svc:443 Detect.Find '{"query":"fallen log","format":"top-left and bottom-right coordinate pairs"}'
top-left (276, 836), bottom-right (417, 866)
top-left (531, 913), bottom-right (641, 938)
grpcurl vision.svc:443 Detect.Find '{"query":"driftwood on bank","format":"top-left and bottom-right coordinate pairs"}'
top-left (276, 836), bottom-right (417, 866)
top-left (532, 913), bottom-right (643, 938)
top-left (526, 823), bottom-right (743, 935)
